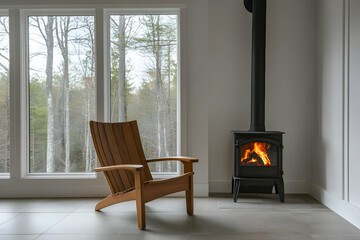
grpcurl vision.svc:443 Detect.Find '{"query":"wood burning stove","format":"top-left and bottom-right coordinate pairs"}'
top-left (232, 131), bottom-right (284, 202)
top-left (232, 0), bottom-right (285, 202)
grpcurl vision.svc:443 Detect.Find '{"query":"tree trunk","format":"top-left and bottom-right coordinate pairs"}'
top-left (56, 17), bottom-right (71, 172)
top-left (44, 16), bottom-right (55, 173)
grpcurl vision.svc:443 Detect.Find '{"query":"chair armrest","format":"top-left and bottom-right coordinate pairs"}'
top-left (147, 156), bottom-right (198, 163)
top-left (94, 164), bottom-right (144, 173)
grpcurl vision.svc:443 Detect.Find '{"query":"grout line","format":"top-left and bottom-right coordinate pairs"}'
top-left (32, 212), bottom-right (73, 239)
top-left (0, 212), bottom-right (22, 226)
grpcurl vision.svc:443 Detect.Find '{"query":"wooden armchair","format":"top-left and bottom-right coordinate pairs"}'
top-left (89, 120), bottom-right (198, 229)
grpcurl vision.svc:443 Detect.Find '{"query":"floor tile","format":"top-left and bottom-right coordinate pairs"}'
top-left (0, 213), bottom-right (20, 225)
top-left (35, 234), bottom-right (117, 240)
top-left (0, 199), bottom-right (46, 213)
top-left (0, 213), bottom-right (67, 234)
top-left (0, 235), bottom-right (38, 240)
top-left (311, 234), bottom-right (360, 240)
top-left (115, 233), bottom-right (190, 240)
top-left (190, 211), bottom-right (305, 235)
top-left (0, 195), bottom-right (358, 240)
top-left (189, 233), bottom-right (312, 240)
top-left (26, 199), bottom-right (85, 213)
top-left (44, 212), bottom-right (133, 235)
top-left (119, 212), bottom-right (191, 235)
top-left (290, 212), bottom-right (360, 235)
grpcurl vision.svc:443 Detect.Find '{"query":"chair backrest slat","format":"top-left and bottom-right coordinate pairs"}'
top-left (90, 120), bottom-right (152, 193)
top-left (111, 123), bottom-right (135, 186)
top-left (90, 121), bottom-right (120, 193)
top-left (130, 121), bottom-right (153, 180)
top-left (95, 123), bottom-right (124, 192)
top-left (121, 122), bottom-right (152, 181)
top-left (103, 124), bottom-right (133, 189)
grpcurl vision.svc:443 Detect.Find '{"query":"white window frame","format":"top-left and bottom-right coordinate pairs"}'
top-left (22, 9), bottom-right (97, 179)
top-left (104, 9), bottom-right (182, 178)
top-left (0, 4), bottom-right (187, 197)
top-left (0, 9), bottom-right (10, 179)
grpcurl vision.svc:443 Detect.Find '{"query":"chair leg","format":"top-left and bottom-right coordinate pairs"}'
top-left (186, 174), bottom-right (194, 215)
top-left (135, 171), bottom-right (146, 229)
top-left (136, 198), bottom-right (146, 230)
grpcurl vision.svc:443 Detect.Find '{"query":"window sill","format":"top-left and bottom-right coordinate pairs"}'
top-left (0, 173), bottom-right (10, 179)
top-left (22, 173), bottom-right (97, 180)
top-left (152, 172), bottom-right (180, 179)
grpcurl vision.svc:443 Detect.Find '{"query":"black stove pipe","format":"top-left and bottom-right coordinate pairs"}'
top-left (245, 0), bottom-right (266, 132)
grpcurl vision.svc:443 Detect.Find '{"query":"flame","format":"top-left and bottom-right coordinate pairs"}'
top-left (240, 142), bottom-right (271, 166)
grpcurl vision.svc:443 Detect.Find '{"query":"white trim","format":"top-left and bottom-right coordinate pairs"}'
top-left (152, 172), bottom-right (179, 179)
top-left (310, 183), bottom-right (360, 229)
top-left (0, 2), bottom-right (187, 10)
top-left (209, 180), bottom-right (310, 194)
top-left (104, 8), bottom-right (180, 15)
top-left (0, 11), bottom-right (9, 176)
top-left (22, 10), bottom-right (99, 178)
top-left (0, 173), bottom-right (10, 179)
top-left (20, 9), bottom-right (95, 16)
top-left (0, 9), bottom-right (9, 14)
top-left (194, 183), bottom-right (209, 197)
top-left (179, 8), bottom-right (187, 161)
top-left (9, 9), bottom-right (24, 180)
top-left (342, 0), bottom-right (350, 203)
top-left (22, 9), bottom-right (30, 178)
top-left (22, 173), bottom-right (97, 179)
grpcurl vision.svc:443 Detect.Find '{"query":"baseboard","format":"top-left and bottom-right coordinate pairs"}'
top-left (166, 183), bottom-right (209, 197)
top-left (209, 179), bottom-right (309, 194)
top-left (194, 183), bottom-right (209, 197)
top-left (310, 183), bottom-right (360, 229)
top-left (0, 183), bottom-right (209, 198)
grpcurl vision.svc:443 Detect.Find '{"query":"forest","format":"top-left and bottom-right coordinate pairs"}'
top-left (0, 14), bottom-right (178, 174)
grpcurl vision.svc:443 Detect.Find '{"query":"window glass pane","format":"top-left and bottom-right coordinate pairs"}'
top-left (28, 16), bottom-right (96, 173)
top-left (0, 16), bottom-right (9, 173)
top-left (109, 15), bottom-right (178, 173)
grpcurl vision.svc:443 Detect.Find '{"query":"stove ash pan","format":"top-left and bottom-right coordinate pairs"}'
top-left (232, 131), bottom-right (284, 202)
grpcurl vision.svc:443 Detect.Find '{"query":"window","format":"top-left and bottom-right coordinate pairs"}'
top-left (27, 14), bottom-right (96, 173)
top-left (0, 7), bottom-right (182, 187)
top-left (108, 13), bottom-right (179, 174)
top-left (0, 15), bottom-right (9, 174)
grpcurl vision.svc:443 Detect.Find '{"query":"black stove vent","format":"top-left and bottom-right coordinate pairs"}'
top-left (247, 0), bottom-right (266, 132)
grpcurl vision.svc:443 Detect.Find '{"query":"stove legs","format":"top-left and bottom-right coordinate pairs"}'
top-left (275, 177), bottom-right (285, 203)
top-left (232, 177), bottom-right (285, 203)
top-left (233, 179), bottom-right (241, 202)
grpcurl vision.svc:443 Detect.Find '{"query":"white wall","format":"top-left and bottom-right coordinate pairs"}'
top-left (312, 0), bottom-right (344, 199)
top-left (186, 0), bottom-right (209, 196)
top-left (311, 0), bottom-right (360, 229)
top-left (208, 0), bottom-right (316, 193)
top-left (0, 0), bottom-right (317, 197)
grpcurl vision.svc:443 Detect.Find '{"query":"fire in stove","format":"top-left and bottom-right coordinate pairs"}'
top-left (240, 142), bottom-right (271, 166)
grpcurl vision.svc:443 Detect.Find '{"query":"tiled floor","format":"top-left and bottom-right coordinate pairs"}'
top-left (0, 194), bottom-right (359, 240)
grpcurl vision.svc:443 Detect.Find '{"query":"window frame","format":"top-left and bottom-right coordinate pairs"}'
top-left (0, 9), bottom-right (10, 179)
top-left (22, 9), bottom-right (97, 179)
top-left (0, 5), bottom-right (187, 197)
top-left (104, 8), bottom-right (182, 178)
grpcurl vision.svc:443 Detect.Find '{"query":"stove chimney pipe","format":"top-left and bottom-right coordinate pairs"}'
top-left (245, 0), bottom-right (266, 132)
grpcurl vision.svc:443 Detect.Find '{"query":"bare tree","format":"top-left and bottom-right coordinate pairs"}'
top-left (55, 16), bottom-right (71, 172)
top-left (110, 15), bottom-right (138, 122)
top-left (32, 16), bottom-right (56, 172)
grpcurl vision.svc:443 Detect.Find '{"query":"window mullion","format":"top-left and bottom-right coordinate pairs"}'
top-left (95, 8), bottom-right (108, 123)
top-left (9, 9), bottom-right (25, 179)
